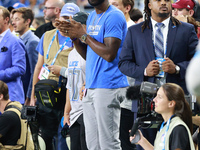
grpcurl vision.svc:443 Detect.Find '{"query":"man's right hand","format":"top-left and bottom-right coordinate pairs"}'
top-left (146, 60), bottom-right (159, 77)
top-left (64, 114), bottom-right (70, 126)
top-left (30, 95), bottom-right (36, 106)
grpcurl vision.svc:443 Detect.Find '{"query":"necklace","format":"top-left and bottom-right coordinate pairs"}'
top-left (92, 4), bottom-right (110, 31)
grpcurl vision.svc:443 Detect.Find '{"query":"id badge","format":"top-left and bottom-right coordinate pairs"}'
top-left (38, 63), bottom-right (50, 80)
top-left (155, 57), bottom-right (165, 78)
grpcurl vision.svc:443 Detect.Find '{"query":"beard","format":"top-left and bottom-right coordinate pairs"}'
top-left (88, 0), bottom-right (105, 7)
top-left (158, 12), bottom-right (170, 18)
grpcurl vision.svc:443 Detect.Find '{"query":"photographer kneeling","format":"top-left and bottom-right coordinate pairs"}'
top-left (0, 80), bottom-right (34, 149)
top-left (130, 83), bottom-right (195, 150)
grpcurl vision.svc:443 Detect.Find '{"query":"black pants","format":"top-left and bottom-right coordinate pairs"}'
top-left (69, 114), bottom-right (88, 150)
top-left (120, 108), bottom-right (136, 150)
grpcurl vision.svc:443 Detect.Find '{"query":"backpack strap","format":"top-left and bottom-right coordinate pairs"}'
top-left (4, 103), bottom-right (29, 150)
top-left (4, 105), bottom-right (21, 112)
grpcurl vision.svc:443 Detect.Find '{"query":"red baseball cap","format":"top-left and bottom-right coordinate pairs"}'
top-left (172, 0), bottom-right (195, 10)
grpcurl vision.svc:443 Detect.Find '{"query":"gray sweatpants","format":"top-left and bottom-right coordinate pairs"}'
top-left (82, 88), bottom-right (125, 150)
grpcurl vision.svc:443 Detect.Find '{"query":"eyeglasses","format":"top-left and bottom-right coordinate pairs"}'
top-left (44, 7), bottom-right (56, 10)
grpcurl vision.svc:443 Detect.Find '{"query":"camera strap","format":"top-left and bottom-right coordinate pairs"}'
top-left (4, 103), bottom-right (21, 112)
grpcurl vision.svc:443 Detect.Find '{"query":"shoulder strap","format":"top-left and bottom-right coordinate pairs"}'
top-left (4, 105), bottom-right (21, 112)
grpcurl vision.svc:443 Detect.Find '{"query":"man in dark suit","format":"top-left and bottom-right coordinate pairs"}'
top-left (119, 0), bottom-right (198, 94)
top-left (118, 0), bottom-right (198, 149)
top-left (12, 7), bottom-right (39, 105)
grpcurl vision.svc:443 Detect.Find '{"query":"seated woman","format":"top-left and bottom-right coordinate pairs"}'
top-left (130, 83), bottom-right (195, 150)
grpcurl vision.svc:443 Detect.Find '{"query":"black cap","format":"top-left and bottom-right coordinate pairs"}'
top-left (70, 11), bottom-right (89, 25)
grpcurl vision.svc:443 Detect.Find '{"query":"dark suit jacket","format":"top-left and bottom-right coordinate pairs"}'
top-left (119, 19), bottom-right (198, 94)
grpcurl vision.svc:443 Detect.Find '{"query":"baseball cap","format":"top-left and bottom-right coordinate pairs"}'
top-left (8, 2), bottom-right (26, 12)
top-left (70, 11), bottom-right (89, 25)
top-left (60, 3), bottom-right (80, 17)
top-left (172, 0), bottom-right (195, 10)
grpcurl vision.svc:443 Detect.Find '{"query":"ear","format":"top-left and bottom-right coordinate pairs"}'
top-left (55, 7), bottom-right (61, 14)
top-left (0, 94), bottom-right (3, 100)
top-left (26, 19), bottom-right (31, 26)
top-left (125, 5), bottom-right (131, 14)
top-left (168, 100), bottom-right (176, 108)
top-left (148, 2), bottom-right (152, 10)
top-left (5, 16), bottom-right (10, 25)
top-left (188, 9), bottom-right (194, 17)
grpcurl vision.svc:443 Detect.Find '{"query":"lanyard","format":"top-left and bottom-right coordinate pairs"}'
top-left (51, 37), bottom-right (71, 65)
top-left (159, 115), bottom-right (174, 150)
top-left (45, 30), bottom-right (71, 65)
top-left (46, 30), bottom-right (58, 59)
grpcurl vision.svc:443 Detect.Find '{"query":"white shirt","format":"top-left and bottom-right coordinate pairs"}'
top-left (151, 17), bottom-right (170, 57)
top-left (66, 49), bottom-right (86, 126)
top-left (127, 19), bottom-right (135, 28)
top-left (0, 29), bottom-right (9, 44)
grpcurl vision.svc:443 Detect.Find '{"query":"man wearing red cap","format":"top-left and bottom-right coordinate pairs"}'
top-left (172, 0), bottom-right (195, 17)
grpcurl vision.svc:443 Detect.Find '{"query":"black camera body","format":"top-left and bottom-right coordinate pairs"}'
top-left (21, 106), bottom-right (38, 122)
top-left (128, 82), bottom-right (163, 143)
top-left (127, 81), bottom-right (158, 115)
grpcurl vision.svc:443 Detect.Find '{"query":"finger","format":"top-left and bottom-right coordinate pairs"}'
top-left (69, 16), bottom-right (74, 23)
top-left (47, 66), bottom-right (52, 70)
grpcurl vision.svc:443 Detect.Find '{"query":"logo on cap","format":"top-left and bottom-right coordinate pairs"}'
top-left (66, 7), bottom-right (75, 12)
top-left (13, 3), bottom-right (19, 7)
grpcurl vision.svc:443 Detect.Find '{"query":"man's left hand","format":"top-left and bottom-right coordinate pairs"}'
top-left (162, 57), bottom-right (176, 74)
top-left (55, 16), bottom-right (86, 39)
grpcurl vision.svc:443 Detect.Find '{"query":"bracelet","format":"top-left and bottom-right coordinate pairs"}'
top-left (65, 112), bottom-right (69, 115)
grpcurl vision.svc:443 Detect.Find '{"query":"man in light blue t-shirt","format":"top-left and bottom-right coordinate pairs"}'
top-left (55, 0), bottom-right (129, 149)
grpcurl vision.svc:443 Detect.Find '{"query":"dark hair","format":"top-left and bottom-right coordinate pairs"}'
top-left (0, 80), bottom-right (9, 100)
top-left (130, 8), bottom-right (143, 22)
top-left (142, 0), bottom-right (181, 32)
top-left (0, 6), bottom-right (10, 23)
top-left (122, 0), bottom-right (134, 15)
top-left (12, 7), bottom-right (34, 27)
top-left (187, 16), bottom-right (200, 33)
top-left (162, 83), bottom-right (193, 133)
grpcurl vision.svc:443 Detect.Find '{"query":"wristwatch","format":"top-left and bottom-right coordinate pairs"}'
top-left (175, 65), bottom-right (180, 74)
top-left (81, 34), bottom-right (88, 43)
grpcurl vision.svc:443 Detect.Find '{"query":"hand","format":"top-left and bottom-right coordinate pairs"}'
top-left (48, 65), bottom-right (62, 76)
top-left (146, 60), bottom-right (159, 77)
top-left (30, 95), bottom-right (36, 106)
top-left (162, 57), bottom-right (176, 74)
top-left (55, 17), bottom-right (86, 39)
top-left (129, 129), bottom-right (143, 145)
top-left (174, 15), bottom-right (188, 23)
top-left (24, 97), bottom-right (30, 106)
top-left (64, 113), bottom-right (70, 126)
top-left (79, 84), bottom-right (85, 100)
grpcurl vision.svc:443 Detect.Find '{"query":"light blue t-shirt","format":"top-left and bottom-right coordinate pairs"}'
top-left (86, 5), bottom-right (128, 89)
top-left (36, 30), bottom-right (73, 56)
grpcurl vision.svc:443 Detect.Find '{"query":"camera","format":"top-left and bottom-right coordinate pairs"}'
top-left (127, 82), bottom-right (163, 143)
top-left (127, 81), bottom-right (158, 115)
top-left (21, 106), bottom-right (38, 122)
